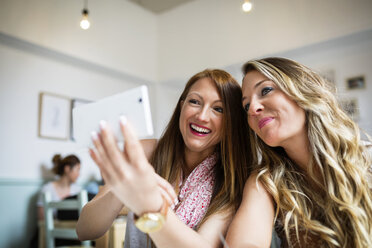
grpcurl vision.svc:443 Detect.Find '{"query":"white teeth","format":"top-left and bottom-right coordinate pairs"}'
top-left (190, 124), bottom-right (211, 134)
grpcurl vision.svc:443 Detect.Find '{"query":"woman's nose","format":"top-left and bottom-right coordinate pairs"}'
top-left (248, 99), bottom-right (263, 116)
top-left (196, 106), bottom-right (210, 122)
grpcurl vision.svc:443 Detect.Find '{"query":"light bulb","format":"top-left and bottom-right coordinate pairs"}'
top-left (80, 9), bottom-right (90, 30)
top-left (242, 1), bottom-right (253, 12)
top-left (80, 18), bottom-right (90, 30)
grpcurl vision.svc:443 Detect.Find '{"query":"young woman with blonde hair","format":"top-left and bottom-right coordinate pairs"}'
top-left (227, 57), bottom-right (372, 247)
top-left (77, 69), bottom-right (252, 247)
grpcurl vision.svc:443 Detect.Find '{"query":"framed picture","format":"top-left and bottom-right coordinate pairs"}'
top-left (339, 98), bottom-right (359, 120)
top-left (70, 98), bottom-right (91, 140)
top-left (346, 76), bottom-right (365, 90)
top-left (38, 92), bottom-right (71, 140)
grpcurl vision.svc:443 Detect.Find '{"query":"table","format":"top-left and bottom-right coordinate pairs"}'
top-left (95, 216), bottom-right (127, 248)
top-left (38, 216), bottom-right (127, 248)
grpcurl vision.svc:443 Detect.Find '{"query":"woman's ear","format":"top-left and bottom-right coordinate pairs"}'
top-left (64, 165), bottom-right (71, 174)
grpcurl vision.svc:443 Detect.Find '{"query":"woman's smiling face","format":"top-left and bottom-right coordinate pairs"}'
top-left (179, 77), bottom-right (223, 155)
top-left (242, 70), bottom-right (306, 148)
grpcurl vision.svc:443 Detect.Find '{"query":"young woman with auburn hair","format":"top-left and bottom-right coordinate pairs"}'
top-left (77, 69), bottom-right (252, 248)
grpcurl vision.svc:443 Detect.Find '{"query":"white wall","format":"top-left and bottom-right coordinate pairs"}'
top-left (287, 30), bottom-right (372, 136)
top-left (158, 0), bottom-right (372, 83)
top-left (0, 0), bottom-right (162, 182)
top-left (0, 33), bottom-right (159, 247)
top-left (0, 36), bottom-right (152, 181)
top-left (154, 84), bottom-right (183, 136)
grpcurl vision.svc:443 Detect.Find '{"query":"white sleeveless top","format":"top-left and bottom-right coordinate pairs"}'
top-left (37, 181), bottom-right (81, 207)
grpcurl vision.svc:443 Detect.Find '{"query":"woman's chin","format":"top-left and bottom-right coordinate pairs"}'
top-left (261, 136), bottom-right (280, 148)
top-left (185, 142), bottom-right (216, 154)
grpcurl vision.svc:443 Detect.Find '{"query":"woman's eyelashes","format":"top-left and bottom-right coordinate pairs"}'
top-left (261, 87), bottom-right (273, 96)
top-left (188, 98), bottom-right (223, 113)
top-left (213, 106), bottom-right (223, 113)
top-left (244, 103), bottom-right (250, 113)
top-left (244, 87), bottom-right (273, 113)
top-left (188, 99), bottom-right (200, 105)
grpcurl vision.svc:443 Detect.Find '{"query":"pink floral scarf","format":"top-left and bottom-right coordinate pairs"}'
top-left (172, 153), bottom-right (218, 229)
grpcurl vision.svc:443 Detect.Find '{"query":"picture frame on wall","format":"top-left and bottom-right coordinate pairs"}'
top-left (38, 92), bottom-right (71, 140)
top-left (70, 98), bottom-right (91, 141)
top-left (339, 98), bottom-right (359, 120)
top-left (346, 75), bottom-right (365, 90)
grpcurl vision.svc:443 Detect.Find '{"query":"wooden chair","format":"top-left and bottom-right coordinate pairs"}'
top-left (95, 215), bottom-right (127, 248)
top-left (42, 190), bottom-right (91, 248)
top-left (94, 185), bottom-right (129, 248)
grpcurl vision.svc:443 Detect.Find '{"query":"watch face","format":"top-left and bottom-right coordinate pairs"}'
top-left (135, 213), bottom-right (165, 233)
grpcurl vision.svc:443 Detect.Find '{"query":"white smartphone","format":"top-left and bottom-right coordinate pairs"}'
top-left (72, 85), bottom-right (153, 148)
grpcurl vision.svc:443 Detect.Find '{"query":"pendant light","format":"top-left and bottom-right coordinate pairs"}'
top-left (80, 0), bottom-right (90, 30)
top-left (242, 0), bottom-right (253, 13)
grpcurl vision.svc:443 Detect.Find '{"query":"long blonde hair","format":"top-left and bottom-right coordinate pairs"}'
top-left (150, 69), bottom-right (252, 226)
top-left (243, 57), bottom-right (372, 247)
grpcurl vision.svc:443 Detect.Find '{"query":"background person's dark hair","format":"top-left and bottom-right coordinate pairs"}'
top-left (52, 154), bottom-right (80, 176)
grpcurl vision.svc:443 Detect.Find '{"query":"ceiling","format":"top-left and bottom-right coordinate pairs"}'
top-left (128, 0), bottom-right (194, 14)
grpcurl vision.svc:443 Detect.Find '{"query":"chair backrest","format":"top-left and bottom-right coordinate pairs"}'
top-left (42, 190), bottom-right (91, 248)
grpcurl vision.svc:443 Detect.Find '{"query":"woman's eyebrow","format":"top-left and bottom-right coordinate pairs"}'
top-left (187, 92), bottom-right (201, 97)
top-left (254, 79), bottom-right (271, 89)
top-left (242, 79), bottom-right (272, 102)
top-left (187, 92), bottom-right (222, 104)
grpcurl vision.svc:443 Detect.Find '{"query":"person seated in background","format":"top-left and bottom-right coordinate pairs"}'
top-left (37, 154), bottom-right (81, 220)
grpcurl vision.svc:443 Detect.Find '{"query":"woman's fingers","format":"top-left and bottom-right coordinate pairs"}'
top-left (119, 116), bottom-right (148, 168)
top-left (89, 134), bottom-right (113, 182)
top-left (155, 173), bottom-right (177, 203)
top-left (90, 130), bottom-right (121, 183)
top-left (159, 186), bottom-right (174, 208)
top-left (99, 120), bottom-right (129, 174)
top-left (89, 148), bottom-right (109, 183)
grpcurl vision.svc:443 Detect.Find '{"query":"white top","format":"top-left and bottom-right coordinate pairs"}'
top-left (37, 181), bottom-right (81, 207)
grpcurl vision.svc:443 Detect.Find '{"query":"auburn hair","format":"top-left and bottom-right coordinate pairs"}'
top-left (150, 69), bottom-right (252, 226)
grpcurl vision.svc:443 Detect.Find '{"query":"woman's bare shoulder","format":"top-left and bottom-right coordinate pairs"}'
top-left (244, 172), bottom-right (266, 194)
top-left (225, 173), bottom-right (275, 248)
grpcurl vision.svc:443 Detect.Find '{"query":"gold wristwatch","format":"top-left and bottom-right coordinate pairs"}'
top-left (134, 197), bottom-right (169, 233)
